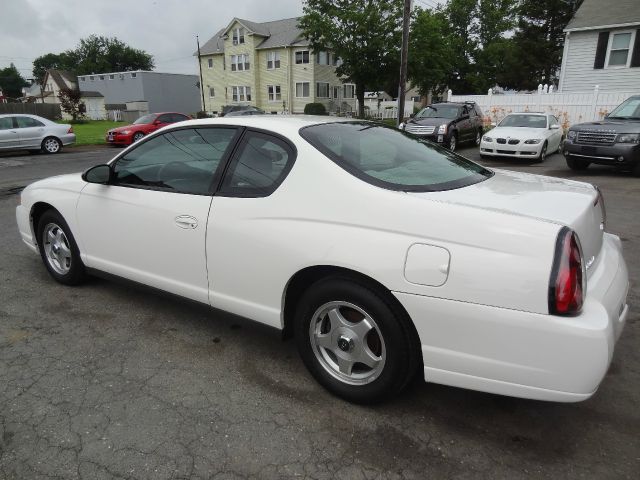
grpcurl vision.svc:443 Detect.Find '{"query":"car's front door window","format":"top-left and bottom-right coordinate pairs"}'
top-left (113, 127), bottom-right (238, 195)
top-left (0, 117), bottom-right (15, 130)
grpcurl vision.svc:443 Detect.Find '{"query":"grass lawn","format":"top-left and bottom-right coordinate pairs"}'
top-left (61, 120), bottom-right (126, 146)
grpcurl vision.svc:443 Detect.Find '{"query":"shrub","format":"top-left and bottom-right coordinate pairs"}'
top-left (304, 103), bottom-right (327, 115)
top-left (195, 111), bottom-right (211, 119)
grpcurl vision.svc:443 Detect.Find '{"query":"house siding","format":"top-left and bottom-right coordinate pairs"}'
top-left (560, 29), bottom-right (640, 92)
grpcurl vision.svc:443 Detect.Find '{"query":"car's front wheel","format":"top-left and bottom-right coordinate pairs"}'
top-left (566, 155), bottom-right (590, 171)
top-left (41, 137), bottom-right (62, 154)
top-left (37, 210), bottom-right (86, 285)
top-left (132, 132), bottom-right (145, 142)
top-left (449, 133), bottom-right (457, 152)
top-left (295, 276), bottom-right (419, 403)
top-left (536, 141), bottom-right (548, 163)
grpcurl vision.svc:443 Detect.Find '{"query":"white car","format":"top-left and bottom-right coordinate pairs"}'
top-left (15, 116), bottom-right (628, 404)
top-left (0, 114), bottom-right (75, 154)
top-left (480, 113), bottom-right (564, 162)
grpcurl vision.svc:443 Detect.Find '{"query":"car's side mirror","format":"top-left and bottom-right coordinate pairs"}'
top-left (153, 119), bottom-right (162, 125)
top-left (460, 114), bottom-right (470, 120)
top-left (409, 113), bottom-right (415, 118)
top-left (604, 112), bottom-right (609, 118)
top-left (491, 122), bottom-right (497, 127)
top-left (82, 164), bottom-right (112, 184)
top-left (550, 124), bottom-right (560, 130)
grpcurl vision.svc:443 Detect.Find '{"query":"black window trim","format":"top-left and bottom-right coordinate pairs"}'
top-left (299, 120), bottom-right (494, 193)
top-left (107, 125), bottom-right (245, 196)
top-left (215, 127), bottom-right (298, 198)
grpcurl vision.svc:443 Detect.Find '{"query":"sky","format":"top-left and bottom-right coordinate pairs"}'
top-left (0, 0), bottom-right (305, 79)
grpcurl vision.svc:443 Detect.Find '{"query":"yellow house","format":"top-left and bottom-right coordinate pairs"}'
top-left (197, 17), bottom-right (357, 115)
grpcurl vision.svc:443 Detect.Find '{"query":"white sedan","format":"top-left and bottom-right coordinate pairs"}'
top-left (16, 116), bottom-right (628, 404)
top-left (480, 113), bottom-right (564, 162)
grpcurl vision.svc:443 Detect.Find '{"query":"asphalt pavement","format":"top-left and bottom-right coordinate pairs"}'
top-left (0, 144), bottom-right (638, 479)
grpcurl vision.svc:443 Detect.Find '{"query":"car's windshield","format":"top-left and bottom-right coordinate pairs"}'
top-left (133, 114), bottom-right (156, 125)
top-left (300, 122), bottom-right (492, 192)
top-left (608, 97), bottom-right (640, 119)
top-left (498, 115), bottom-right (547, 128)
top-left (415, 105), bottom-right (460, 119)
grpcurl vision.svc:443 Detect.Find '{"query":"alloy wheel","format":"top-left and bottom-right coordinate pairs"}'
top-left (42, 223), bottom-right (72, 275)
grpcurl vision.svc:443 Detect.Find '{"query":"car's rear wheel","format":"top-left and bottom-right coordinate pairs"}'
top-left (295, 276), bottom-right (419, 403)
top-left (566, 155), bottom-right (590, 171)
top-left (41, 137), bottom-right (62, 154)
top-left (475, 129), bottom-right (482, 146)
top-left (36, 210), bottom-right (86, 285)
top-left (133, 132), bottom-right (144, 142)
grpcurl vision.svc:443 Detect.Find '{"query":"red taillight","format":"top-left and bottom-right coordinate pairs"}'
top-left (67, 126), bottom-right (74, 134)
top-left (549, 228), bottom-right (585, 315)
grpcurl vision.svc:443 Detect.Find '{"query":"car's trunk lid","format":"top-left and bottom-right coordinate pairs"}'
top-left (410, 169), bottom-right (604, 273)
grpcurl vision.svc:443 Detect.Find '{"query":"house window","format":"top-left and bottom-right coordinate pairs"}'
top-left (316, 82), bottom-right (329, 98)
top-left (109, 74), bottom-right (115, 80)
top-left (131, 73), bottom-right (137, 78)
top-left (267, 51), bottom-right (280, 69)
top-left (208, 58), bottom-right (213, 69)
top-left (332, 86), bottom-right (340, 99)
top-left (209, 87), bottom-right (215, 97)
top-left (343, 84), bottom-right (355, 99)
top-left (333, 56), bottom-right (343, 67)
top-left (231, 86), bottom-right (251, 102)
top-left (80, 77), bottom-right (85, 81)
top-left (295, 50), bottom-right (310, 64)
top-left (316, 51), bottom-right (329, 65)
top-left (232, 27), bottom-right (245, 45)
top-left (99, 75), bottom-right (104, 80)
top-left (607, 31), bottom-right (634, 67)
top-left (295, 82), bottom-right (310, 97)
top-left (89, 76), bottom-right (95, 81)
top-left (231, 54), bottom-right (250, 71)
top-left (267, 85), bottom-right (281, 101)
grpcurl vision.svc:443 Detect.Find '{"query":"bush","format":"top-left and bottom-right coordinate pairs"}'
top-left (304, 103), bottom-right (327, 115)
top-left (195, 111), bottom-right (211, 119)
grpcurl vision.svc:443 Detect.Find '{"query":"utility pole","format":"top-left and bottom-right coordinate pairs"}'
top-left (196, 35), bottom-right (206, 114)
top-left (397, 0), bottom-right (412, 126)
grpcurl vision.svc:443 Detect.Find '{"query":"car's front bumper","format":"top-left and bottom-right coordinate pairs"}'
top-left (16, 204), bottom-right (37, 253)
top-left (393, 232), bottom-right (628, 402)
top-left (480, 140), bottom-right (541, 157)
top-left (563, 140), bottom-right (640, 166)
top-left (106, 132), bottom-right (133, 145)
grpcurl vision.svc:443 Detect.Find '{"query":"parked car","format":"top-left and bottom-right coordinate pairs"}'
top-left (0, 114), bottom-right (75, 154)
top-left (480, 112), bottom-right (564, 162)
top-left (221, 105), bottom-right (265, 117)
top-left (563, 95), bottom-right (640, 174)
top-left (105, 112), bottom-right (191, 146)
top-left (16, 116), bottom-right (628, 404)
top-left (399, 101), bottom-right (484, 151)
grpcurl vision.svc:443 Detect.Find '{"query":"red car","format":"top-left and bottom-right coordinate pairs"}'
top-left (106, 112), bottom-right (191, 146)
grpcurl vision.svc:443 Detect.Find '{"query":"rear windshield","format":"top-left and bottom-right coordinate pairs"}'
top-left (300, 122), bottom-right (492, 192)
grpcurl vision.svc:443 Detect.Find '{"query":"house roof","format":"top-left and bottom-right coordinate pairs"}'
top-left (565, 0), bottom-right (640, 32)
top-left (198, 17), bottom-right (305, 55)
top-left (46, 69), bottom-right (77, 89)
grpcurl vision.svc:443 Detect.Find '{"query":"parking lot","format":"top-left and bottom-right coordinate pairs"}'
top-left (0, 145), bottom-right (638, 479)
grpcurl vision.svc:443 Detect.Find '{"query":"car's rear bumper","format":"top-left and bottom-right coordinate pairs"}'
top-left (60, 133), bottom-right (76, 146)
top-left (563, 141), bottom-right (640, 166)
top-left (480, 141), bottom-right (541, 157)
top-left (393, 232), bottom-right (628, 402)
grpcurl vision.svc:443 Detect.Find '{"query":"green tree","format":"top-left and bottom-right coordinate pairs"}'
top-left (443, 0), bottom-right (479, 94)
top-left (510, 0), bottom-right (583, 90)
top-left (407, 7), bottom-right (452, 97)
top-left (0, 63), bottom-right (28, 99)
top-left (58, 87), bottom-right (84, 121)
top-left (299, 0), bottom-right (404, 117)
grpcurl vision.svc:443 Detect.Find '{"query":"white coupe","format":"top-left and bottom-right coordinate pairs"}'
top-left (16, 116), bottom-right (629, 404)
top-left (480, 112), bottom-right (564, 162)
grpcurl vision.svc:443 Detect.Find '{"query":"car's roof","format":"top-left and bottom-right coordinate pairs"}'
top-left (0, 113), bottom-right (53, 122)
top-left (177, 115), bottom-right (356, 130)
top-left (505, 112), bottom-right (548, 116)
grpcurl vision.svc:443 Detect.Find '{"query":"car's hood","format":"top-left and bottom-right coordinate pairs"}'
top-left (411, 169), bottom-right (603, 265)
top-left (488, 126), bottom-right (546, 140)
top-left (407, 117), bottom-right (453, 127)
top-left (571, 119), bottom-right (640, 133)
top-left (25, 173), bottom-right (86, 193)
top-left (109, 124), bottom-right (136, 133)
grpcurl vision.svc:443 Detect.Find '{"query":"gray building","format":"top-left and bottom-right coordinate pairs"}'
top-left (559, 0), bottom-right (640, 92)
top-left (77, 71), bottom-right (201, 114)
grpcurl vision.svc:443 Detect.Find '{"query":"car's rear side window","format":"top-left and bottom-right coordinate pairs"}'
top-left (16, 117), bottom-right (45, 128)
top-left (300, 122), bottom-right (492, 192)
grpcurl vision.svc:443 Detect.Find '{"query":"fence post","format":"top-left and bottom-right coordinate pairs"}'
top-left (447, 89), bottom-right (452, 101)
top-left (592, 85), bottom-right (600, 120)
top-left (536, 84), bottom-right (543, 111)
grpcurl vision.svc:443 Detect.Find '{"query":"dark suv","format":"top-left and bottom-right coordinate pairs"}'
top-left (563, 95), bottom-right (640, 175)
top-left (400, 102), bottom-right (484, 151)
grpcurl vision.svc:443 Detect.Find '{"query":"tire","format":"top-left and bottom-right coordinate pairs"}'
top-left (132, 132), bottom-right (144, 142)
top-left (41, 137), bottom-right (62, 154)
top-left (632, 162), bottom-right (640, 177)
top-left (36, 210), bottom-right (86, 285)
top-left (475, 129), bottom-right (482, 146)
top-left (480, 153), bottom-right (488, 159)
top-left (449, 133), bottom-right (457, 152)
top-left (536, 141), bottom-right (548, 163)
top-left (566, 155), bottom-right (590, 171)
top-left (295, 276), bottom-right (420, 404)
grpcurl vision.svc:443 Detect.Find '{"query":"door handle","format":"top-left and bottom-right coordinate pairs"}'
top-left (175, 215), bottom-right (198, 229)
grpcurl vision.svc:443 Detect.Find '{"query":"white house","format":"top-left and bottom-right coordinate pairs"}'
top-left (558, 0), bottom-right (640, 92)
top-left (39, 69), bottom-right (106, 120)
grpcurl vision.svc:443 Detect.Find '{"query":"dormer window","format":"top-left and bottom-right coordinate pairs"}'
top-left (233, 27), bottom-right (245, 45)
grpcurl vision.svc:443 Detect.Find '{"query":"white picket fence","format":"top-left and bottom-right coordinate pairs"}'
top-left (362, 100), bottom-right (416, 119)
top-left (449, 85), bottom-right (640, 129)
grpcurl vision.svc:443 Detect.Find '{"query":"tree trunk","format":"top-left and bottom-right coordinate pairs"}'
top-left (356, 83), bottom-right (366, 119)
